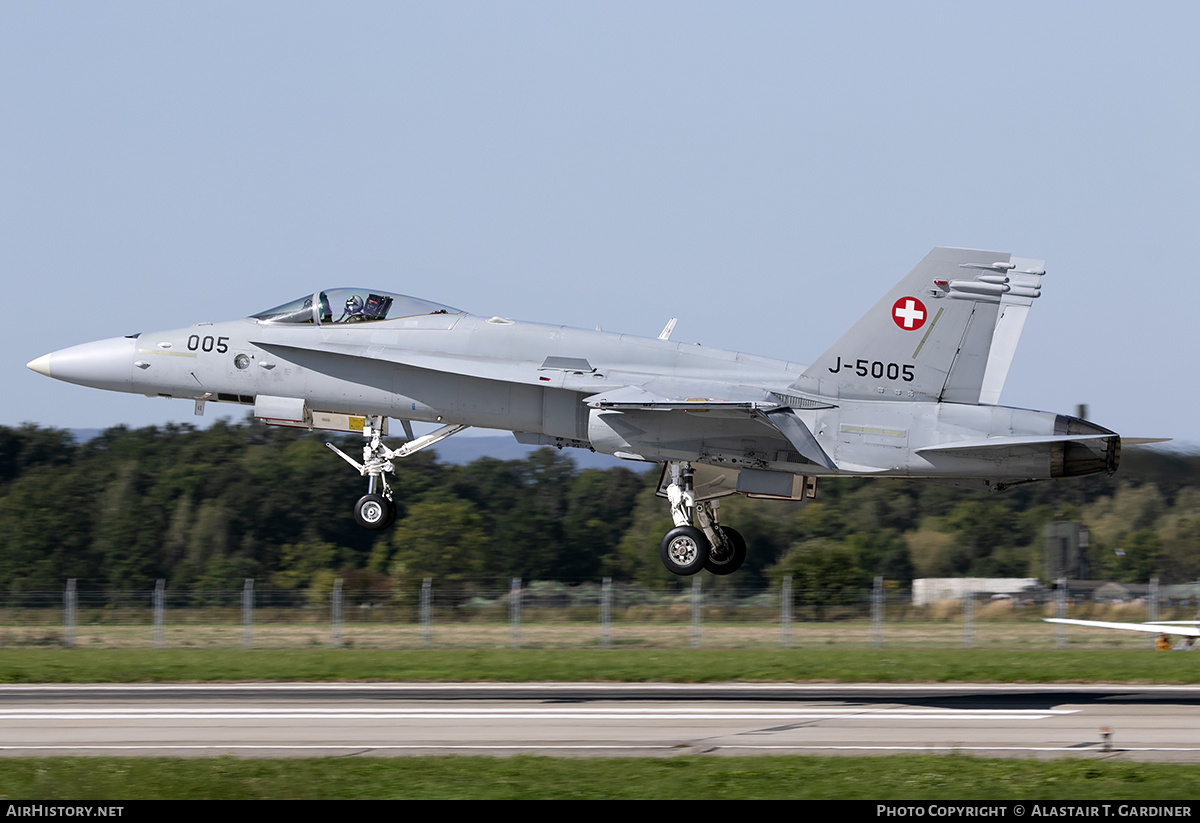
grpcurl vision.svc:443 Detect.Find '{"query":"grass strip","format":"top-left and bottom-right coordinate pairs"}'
top-left (0, 648), bottom-right (1196, 684)
top-left (0, 755), bottom-right (1196, 800)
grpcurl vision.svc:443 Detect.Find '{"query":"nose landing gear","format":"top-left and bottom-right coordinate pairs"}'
top-left (327, 416), bottom-right (467, 530)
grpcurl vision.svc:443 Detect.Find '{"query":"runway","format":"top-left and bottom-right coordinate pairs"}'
top-left (1, 683), bottom-right (1198, 761)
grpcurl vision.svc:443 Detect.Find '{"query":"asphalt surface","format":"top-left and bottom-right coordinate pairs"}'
top-left (1, 683), bottom-right (1198, 761)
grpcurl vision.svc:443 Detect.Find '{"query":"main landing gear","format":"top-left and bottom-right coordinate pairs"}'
top-left (659, 462), bottom-right (747, 576)
top-left (327, 417), bottom-right (467, 530)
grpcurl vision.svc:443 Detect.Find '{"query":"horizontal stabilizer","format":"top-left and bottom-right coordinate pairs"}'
top-left (916, 434), bottom-right (1112, 456)
top-left (1044, 618), bottom-right (1200, 637)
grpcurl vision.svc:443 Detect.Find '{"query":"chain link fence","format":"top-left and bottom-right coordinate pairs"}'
top-left (1, 578), bottom-right (1196, 650)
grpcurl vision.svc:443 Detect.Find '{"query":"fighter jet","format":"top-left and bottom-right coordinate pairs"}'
top-left (26, 247), bottom-right (1138, 577)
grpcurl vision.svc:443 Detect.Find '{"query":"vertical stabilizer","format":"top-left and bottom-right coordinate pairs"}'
top-left (791, 247), bottom-right (1042, 403)
top-left (977, 257), bottom-right (1045, 404)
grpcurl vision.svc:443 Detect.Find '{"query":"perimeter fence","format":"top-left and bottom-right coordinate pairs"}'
top-left (1, 578), bottom-right (1196, 651)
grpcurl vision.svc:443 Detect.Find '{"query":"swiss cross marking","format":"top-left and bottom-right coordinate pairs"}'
top-left (891, 297), bottom-right (927, 331)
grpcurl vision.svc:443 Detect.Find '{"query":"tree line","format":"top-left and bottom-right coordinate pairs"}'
top-left (1, 420), bottom-right (1197, 593)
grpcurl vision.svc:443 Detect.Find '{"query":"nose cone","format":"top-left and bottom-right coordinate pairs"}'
top-left (26, 353), bottom-right (52, 377)
top-left (26, 336), bottom-right (137, 393)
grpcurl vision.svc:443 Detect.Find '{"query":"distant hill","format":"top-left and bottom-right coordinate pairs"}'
top-left (427, 434), bottom-right (648, 470)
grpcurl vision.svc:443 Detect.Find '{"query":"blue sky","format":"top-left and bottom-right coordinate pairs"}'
top-left (3, 2), bottom-right (1197, 448)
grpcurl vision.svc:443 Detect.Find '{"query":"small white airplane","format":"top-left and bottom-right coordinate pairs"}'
top-left (1044, 618), bottom-right (1200, 638)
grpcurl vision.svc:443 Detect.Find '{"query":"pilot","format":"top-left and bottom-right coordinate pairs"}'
top-left (342, 295), bottom-right (365, 322)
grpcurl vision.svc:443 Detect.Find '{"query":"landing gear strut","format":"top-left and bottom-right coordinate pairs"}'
top-left (658, 461), bottom-right (747, 576)
top-left (327, 417), bottom-right (467, 530)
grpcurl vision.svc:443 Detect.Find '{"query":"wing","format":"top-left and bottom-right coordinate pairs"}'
top-left (584, 387), bottom-right (837, 470)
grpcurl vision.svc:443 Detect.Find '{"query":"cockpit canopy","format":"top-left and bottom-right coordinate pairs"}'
top-left (252, 289), bottom-right (463, 325)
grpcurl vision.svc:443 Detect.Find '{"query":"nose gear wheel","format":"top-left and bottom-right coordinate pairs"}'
top-left (354, 493), bottom-right (395, 530)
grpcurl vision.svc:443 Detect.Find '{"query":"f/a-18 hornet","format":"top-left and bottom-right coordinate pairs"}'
top-left (28, 247), bottom-right (1141, 576)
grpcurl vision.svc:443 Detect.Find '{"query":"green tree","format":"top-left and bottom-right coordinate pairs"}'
top-left (0, 469), bottom-right (95, 591)
top-left (386, 498), bottom-right (487, 585)
top-left (1105, 529), bottom-right (1164, 583)
top-left (768, 538), bottom-right (868, 619)
top-left (271, 541), bottom-right (343, 590)
top-left (845, 529), bottom-right (913, 583)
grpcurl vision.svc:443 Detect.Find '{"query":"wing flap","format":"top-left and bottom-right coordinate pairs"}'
top-left (584, 389), bottom-right (775, 412)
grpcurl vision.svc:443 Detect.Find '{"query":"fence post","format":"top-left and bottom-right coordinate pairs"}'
top-left (1149, 577), bottom-right (1159, 650)
top-left (1054, 577), bottom-right (1067, 649)
top-left (781, 576), bottom-right (792, 649)
top-left (510, 578), bottom-right (521, 648)
top-left (331, 578), bottom-right (343, 649)
top-left (242, 579), bottom-right (254, 649)
top-left (421, 578), bottom-right (432, 645)
top-left (871, 576), bottom-right (883, 649)
top-left (963, 579), bottom-right (975, 648)
top-left (690, 576), bottom-right (701, 649)
top-left (600, 577), bottom-right (612, 648)
top-left (153, 579), bottom-right (165, 650)
top-left (63, 579), bottom-right (76, 649)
